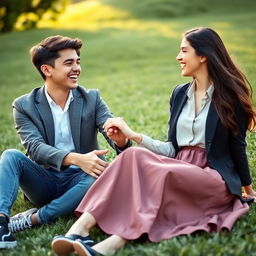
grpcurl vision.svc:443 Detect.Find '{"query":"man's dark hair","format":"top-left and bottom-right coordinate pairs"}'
top-left (30, 35), bottom-right (83, 80)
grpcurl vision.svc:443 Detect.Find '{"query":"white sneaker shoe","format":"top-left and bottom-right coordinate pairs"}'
top-left (8, 208), bottom-right (38, 233)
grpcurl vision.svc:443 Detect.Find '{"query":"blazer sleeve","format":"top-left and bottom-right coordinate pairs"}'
top-left (12, 99), bottom-right (69, 171)
top-left (94, 91), bottom-right (131, 154)
top-left (230, 104), bottom-right (252, 186)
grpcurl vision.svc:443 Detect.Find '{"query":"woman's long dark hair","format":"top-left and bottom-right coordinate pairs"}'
top-left (184, 27), bottom-right (256, 135)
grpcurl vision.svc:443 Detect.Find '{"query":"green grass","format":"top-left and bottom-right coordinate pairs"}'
top-left (0, 0), bottom-right (256, 255)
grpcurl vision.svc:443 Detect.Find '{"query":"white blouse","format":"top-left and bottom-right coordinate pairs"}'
top-left (176, 82), bottom-right (214, 148)
top-left (138, 82), bottom-right (214, 157)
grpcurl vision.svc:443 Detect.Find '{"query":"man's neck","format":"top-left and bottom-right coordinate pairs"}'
top-left (45, 83), bottom-right (70, 110)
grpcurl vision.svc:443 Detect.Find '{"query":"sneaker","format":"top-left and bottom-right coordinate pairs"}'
top-left (8, 208), bottom-right (38, 233)
top-left (0, 216), bottom-right (17, 249)
top-left (51, 234), bottom-right (95, 255)
top-left (73, 239), bottom-right (103, 256)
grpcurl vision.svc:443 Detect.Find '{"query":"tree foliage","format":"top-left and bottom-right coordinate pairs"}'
top-left (0, 0), bottom-right (69, 33)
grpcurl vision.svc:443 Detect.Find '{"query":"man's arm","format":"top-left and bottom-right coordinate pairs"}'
top-left (13, 101), bottom-right (69, 170)
top-left (13, 98), bottom-right (110, 177)
top-left (95, 90), bottom-right (131, 153)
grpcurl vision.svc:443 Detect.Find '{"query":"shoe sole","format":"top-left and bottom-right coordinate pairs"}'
top-left (73, 240), bottom-right (93, 256)
top-left (51, 238), bottom-right (74, 255)
top-left (0, 241), bottom-right (17, 249)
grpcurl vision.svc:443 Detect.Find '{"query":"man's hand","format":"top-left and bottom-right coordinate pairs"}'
top-left (63, 149), bottom-right (109, 178)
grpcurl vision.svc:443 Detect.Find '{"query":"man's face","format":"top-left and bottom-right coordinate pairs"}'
top-left (46, 48), bottom-right (81, 90)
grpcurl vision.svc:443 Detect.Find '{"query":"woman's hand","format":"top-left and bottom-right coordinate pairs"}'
top-left (242, 185), bottom-right (256, 202)
top-left (103, 117), bottom-right (142, 144)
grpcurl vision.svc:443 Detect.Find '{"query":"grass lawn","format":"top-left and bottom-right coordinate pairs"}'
top-left (0, 0), bottom-right (256, 255)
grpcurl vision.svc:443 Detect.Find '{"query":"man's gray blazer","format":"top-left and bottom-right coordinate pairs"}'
top-left (12, 85), bottom-right (123, 171)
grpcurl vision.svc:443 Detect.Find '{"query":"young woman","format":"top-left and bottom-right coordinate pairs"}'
top-left (51, 27), bottom-right (256, 256)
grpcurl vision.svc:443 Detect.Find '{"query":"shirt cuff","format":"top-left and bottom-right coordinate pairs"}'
top-left (138, 134), bottom-right (175, 157)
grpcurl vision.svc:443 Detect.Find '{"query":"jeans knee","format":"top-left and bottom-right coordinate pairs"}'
top-left (78, 175), bottom-right (96, 191)
top-left (1, 149), bottom-right (25, 162)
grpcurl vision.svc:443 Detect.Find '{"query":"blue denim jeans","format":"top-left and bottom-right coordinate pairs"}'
top-left (0, 149), bottom-right (95, 224)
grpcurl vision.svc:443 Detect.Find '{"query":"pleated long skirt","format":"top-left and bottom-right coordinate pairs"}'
top-left (75, 146), bottom-right (249, 242)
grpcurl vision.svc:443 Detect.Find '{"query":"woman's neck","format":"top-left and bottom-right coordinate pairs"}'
top-left (194, 76), bottom-right (212, 93)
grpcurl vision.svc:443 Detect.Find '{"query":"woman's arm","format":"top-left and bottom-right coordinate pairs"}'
top-left (230, 104), bottom-right (252, 186)
top-left (138, 134), bottom-right (175, 157)
top-left (103, 117), bottom-right (175, 157)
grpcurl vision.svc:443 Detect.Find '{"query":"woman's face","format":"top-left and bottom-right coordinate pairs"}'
top-left (176, 37), bottom-right (204, 77)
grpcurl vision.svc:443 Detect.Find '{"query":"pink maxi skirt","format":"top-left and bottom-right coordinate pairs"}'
top-left (75, 146), bottom-right (249, 242)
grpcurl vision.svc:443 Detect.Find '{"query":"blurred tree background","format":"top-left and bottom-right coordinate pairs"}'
top-left (0, 0), bottom-right (69, 32)
top-left (2, 0), bottom-right (255, 32)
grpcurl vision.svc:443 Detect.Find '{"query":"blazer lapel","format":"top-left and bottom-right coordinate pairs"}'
top-left (169, 84), bottom-right (189, 149)
top-left (205, 102), bottom-right (219, 155)
top-left (69, 88), bottom-right (83, 152)
top-left (34, 86), bottom-right (55, 145)
top-left (171, 91), bottom-right (188, 130)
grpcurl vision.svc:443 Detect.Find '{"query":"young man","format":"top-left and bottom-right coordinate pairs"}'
top-left (0, 35), bottom-right (129, 249)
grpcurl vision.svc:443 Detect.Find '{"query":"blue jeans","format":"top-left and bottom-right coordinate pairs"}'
top-left (0, 149), bottom-right (95, 224)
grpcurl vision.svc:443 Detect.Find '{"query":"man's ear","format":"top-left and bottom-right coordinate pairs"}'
top-left (200, 56), bottom-right (207, 63)
top-left (40, 64), bottom-right (52, 77)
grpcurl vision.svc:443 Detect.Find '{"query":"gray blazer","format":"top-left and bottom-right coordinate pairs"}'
top-left (12, 85), bottom-right (125, 171)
